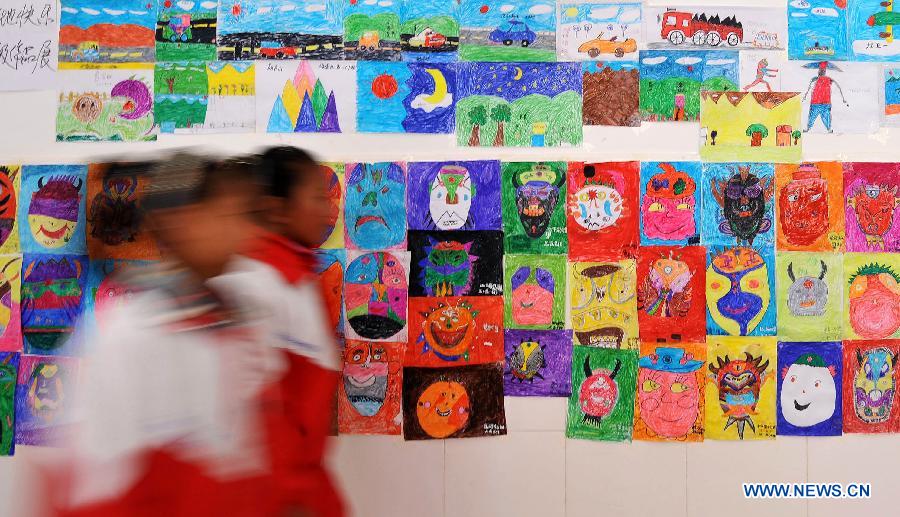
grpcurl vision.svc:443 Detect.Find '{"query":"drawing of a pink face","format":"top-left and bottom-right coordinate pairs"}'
top-left (641, 196), bottom-right (696, 240)
top-left (510, 266), bottom-right (554, 326)
top-left (638, 369), bottom-right (699, 438)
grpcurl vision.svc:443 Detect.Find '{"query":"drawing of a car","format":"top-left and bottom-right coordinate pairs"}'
top-left (259, 41), bottom-right (297, 58)
top-left (577, 36), bottom-right (637, 58)
top-left (408, 27), bottom-right (447, 48)
top-left (72, 41), bottom-right (100, 61)
top-left (489, 20), bottom-right (536, 47)
top-left (359, 30), bottom-right (381, 50)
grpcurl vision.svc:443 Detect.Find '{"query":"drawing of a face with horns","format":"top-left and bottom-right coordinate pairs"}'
top-left (513, 164), bottom-right (564, 239)
top-left (27, 175), bottom-right (83, 249)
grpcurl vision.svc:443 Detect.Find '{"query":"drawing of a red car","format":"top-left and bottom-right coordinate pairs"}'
top-left (409, 27), bottom-right (447, 49)
top-left (259, 41), bottom-right (297, 58)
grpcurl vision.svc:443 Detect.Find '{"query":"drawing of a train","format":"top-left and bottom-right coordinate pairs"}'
top-left (660, 9), bottom-right (743, 47)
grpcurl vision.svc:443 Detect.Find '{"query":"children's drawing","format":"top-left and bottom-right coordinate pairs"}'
top-left (86, 164), bottom-right (159, 260)
top-left (19, 166), bottom-right (87, 255)
top-left (842, 340), bottom-right (900, 433)
top-left (644, 5), bottom-right (786, 50)
top-left (400, 0), bottom-right (459, 62)
top-left (558, 3), bottom-right (641, 62)
top-left (844, 253), bottom-right (900, 340)
top-left (344, 162), bottom-right (406, 251)
top-left (343, 0), bottom-right (401, 61)
top-left (456, 63), bottom-right (582, 147)
top-left (639, 161), bottom-right (701, 246)
top-left (701, 163), bottom-right (775, 247)
top-left (844, 162), bottom-right (900, 252)
top-left (59, 0), bottom-right (156, 65)
top-left (15, 355), bottom-right (77, 446)
top-left (884, 67), bottom-right (900, 125)
top-left (406, 160), bottom-right (502, 232)
top-left (566, 346), bottom-right (637, 442)
top-left (402, 363), bottom-right (506, 440)
top-left (849, 0), bottom-right (900, 61)
top-left (776, 162), bottom-right (845, 252)
top-left (503, 329), bottom-right (572, 397)
top-left (788, 0), bottom-right (849, 60)
top-left (777, 341), bottom-right (843, 437)
top-left (776, 252), bottom-right (843, 342)
top-left (343, 251), bottom-right (409, 342)
top-left (634, 343), bottom-right (705, 442)
top-left (501, 162), bottom-right (567, 254)
top-left (705, 336), bottom-right (776, 440)
top-left (567, 162), bottom-right (639, 261)
top-left (155, 61), bottom-right (256, 134)
top-left (405, 296), bottom-right (503, 367)
top-left (636, 246), bottom-right (706, 344)
top-left (504, 255), bottom-right (565, 330)
top-left (570, 260), bottom-right (638, 349)
top-left (217, 0), bottom-right (343, 60)
top-left (156, 0), bottom-right (217, 61)
top-left (706, 246), bottom-right (776, 337)
top-left (780, 61), bottom-right (880, 134)
top-left (700, 91), bottom-right (803, 163)
top-left (319, 162), bottom-right (345, 249)
top-left (582, 61), bottom-right (640, 127)
top-left (407, 230), bottom-right (502, 297)
top-left (0, 256), bottom-right (22, 353)
top-left (338, 340), bottom-right (403, 435)
top-left (0, 352), bottom-right (18, 455)
top-left (356, 62), bottom-right (455, 133)
top-left (315, 249), bottom-right (345, 335)
top-left (639, 49), bottom-right (738, 122)
top-left (85, 259), bottom-right (146, 332)
top-left (458, 0), bottom-right (556, 62)
top-left (22, 254), bottom-right (86, 355)
top-left (257, 60), bottom-right (356, 133)
top-left (57, 68), bottom-right (156, 142)
top-left (0, 166), bottom-right (21, 254)
top-left (739, 50), bottom-right (785, 92)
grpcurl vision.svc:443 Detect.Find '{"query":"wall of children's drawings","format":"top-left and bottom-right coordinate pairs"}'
top-left (4, 0), bottom-right (900, 514)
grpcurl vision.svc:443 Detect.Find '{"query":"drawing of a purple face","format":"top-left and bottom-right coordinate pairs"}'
top-left (346, 163), bottom-right (405, 249)
top-left (429, 165), bottom-right (472, 230)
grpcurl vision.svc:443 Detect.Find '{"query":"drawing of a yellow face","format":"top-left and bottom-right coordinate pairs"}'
top-left (706, 248), bottom-right (770, 336)
top-left (570, 261), bottom-right (637, 348)
top-left (28, 215), bottom-right (76, 249)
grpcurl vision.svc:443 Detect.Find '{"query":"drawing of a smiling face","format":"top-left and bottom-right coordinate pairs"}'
top-left (342, 342), bottom-right (389, 417)
top-left (345, 162), bottom-right (405, 249)
top-left (780, 358), bottom-right (836, 428)
top-left (416, 381), bottom-right (470, 438)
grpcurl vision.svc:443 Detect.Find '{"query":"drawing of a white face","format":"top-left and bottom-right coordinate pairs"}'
top-left (572, 184), bottom-right (622, 231)
top-left (780, 360), bottom-right (836, 428)
top-left (429, 166), bottom-right (472, 230)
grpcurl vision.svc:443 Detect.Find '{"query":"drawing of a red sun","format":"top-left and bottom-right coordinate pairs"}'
top-left (372, 74), bottom-right (398, 99)
top-left (480, 4), bottom-right (489, 13)
top-left (686, 65), bottom-right (694, 72)
top-left (163, 0), bottom-right (171, 7)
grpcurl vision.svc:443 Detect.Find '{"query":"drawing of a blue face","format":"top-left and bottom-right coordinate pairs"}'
top-left (346, 162), bottom-right (406, 249)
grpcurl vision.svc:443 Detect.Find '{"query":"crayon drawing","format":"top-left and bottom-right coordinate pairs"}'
top-left (402, 363), bottom-right (507, 440)
top-left (557, 3), bottom-right (641, 62)
top-left (343, 0), bottom-right (401, 61)
top-left (155, 0), bottom-right (217, 61)
top-left (356, 62), bottom-right (456, 133)
top-left (22, 254), bottom-right (87, 356)
top-left (15, 355), bottom-right (78, 446)
top-left (775, 162), bottom-right (845, 252)
top-left (400, 0), bottom-right (459, 62)
top-left (776, 252), bottom-right (843, 342)
top-left (0, 166), bottom-right (21, 254)
top-left (701, 163), bottom-right (775, 247)
top-left (257, 60), bottom-right (356, 133)
top-left (406, 160), bottom-right (502, 232)
top-left (407, 230), bottom-right (503, 298)
top-left (344, 162), bottom-right (406, 251)
top-left (456, 63), bottom-right (582, 147)
top-left (84, 259), bottom-right (148, 333)
top-left (155, 61), bottom-right (256, 134)
top-left (570, 260), bottom-right (639, 349)
top-left (788, 0), bottom-right (849, 61)
top-left (405, 296), bottom-right (503, 367)
top-left (739, 50), bottom-right (785, 92)
top-left (777, 341), bottom-right (843, 437)
top-left (843, 252), bottom-right (900, 340)
top-left (343, 251), bottom-right (409, 342)
top-left (843, 162), bottom-right (900, 252)
top-left (19, 166), bottom-right (87, 256)
top-left (705, 337), bottom-right (776, 440)
top-left (582, 61), bottom-right (640, 127)
top-left (643, 5), bottom-right (786, 50)
top-left (566, 346), bottom-right (637, 442)
top-left (338, 340), bottom-right (403, 435)
top-left (781, 61), bottom-right (880, 134)
top-left (504, 255), bottom-right (565, 330)
top-left (458, 0), bottom-right (556, 62)
top-left (503, 329), bottom-right (572, 397)
top-left (636, 246), bottom-right (706, 344)
top-left (849, 0), bottom-right (900, 61)
top-left (0, 352), bottom-right (18, 455)
top-left (57, 68), bottom-right (156, 142)
top-left (315, 249), bottom-right (345, 335)
top-left (884, 67), bottom-right (900, 125)
top-left (639, 161), bottom-right (701, 246)
top-left (706, 246), bottom-right (776, 337)
top-left (319, 162), bottom-right (345, 250)
top-left (567, 161), bottom-right (639, 261)
top-left (0, 256), bottom-right (22, 353)
top-left (634, 342), bottom-right (705, 442)
top-left (700, 91), bottom-right (803, 163)
top-left (842, 340), bottom-right (900, 434)
top-left (639, 49), bottom-right (738, 122)
top-left (501, 162), bottom-right (567, 254)
top-left (59, 0), bottom-right (156, 65)
top-left (86, 164), bottom-right (160, 260)
top-left (217, 0), bottom-right (344, 60)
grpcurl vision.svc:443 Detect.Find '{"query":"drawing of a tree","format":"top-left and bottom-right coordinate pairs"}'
top-left (746, 123), bottom-right (768, 147)
top-left (791, 129), bottom-right (801, 145)
top-left (491, 103), bottom-right (511, 147)
top-left (468, 105), bottom-right (487, 146)
top-left (166, 76), bottom-right (175, 94)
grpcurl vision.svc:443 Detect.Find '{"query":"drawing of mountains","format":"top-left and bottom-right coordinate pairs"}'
top-left (268, 61), bottom-right (341, 133)
top-left (60, 23), bottom-right (155, 48)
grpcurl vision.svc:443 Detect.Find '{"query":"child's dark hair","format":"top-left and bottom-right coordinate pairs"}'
top-left (258, 146), bottom-right (319, 199)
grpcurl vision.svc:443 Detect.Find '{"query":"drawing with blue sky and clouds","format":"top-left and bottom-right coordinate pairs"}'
top-left (558, 3), bottom-right (641, 62)
top-left (59, 0), bottom-right (157, 64)
top-left (459, 0), bottom-right (556, 61)
top-left (788, 0), bottom-right (850, 60)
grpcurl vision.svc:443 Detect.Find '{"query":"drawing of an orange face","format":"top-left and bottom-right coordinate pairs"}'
top-left (423, 303), bottom-right (476, 360)
top-left (416, 381), bottom-right (470, 438)
top-left (72, 94), bottom-right (102, 123)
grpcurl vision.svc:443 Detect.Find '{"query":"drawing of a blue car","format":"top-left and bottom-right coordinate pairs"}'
top-left (489, 20), bottom-right (536, 47)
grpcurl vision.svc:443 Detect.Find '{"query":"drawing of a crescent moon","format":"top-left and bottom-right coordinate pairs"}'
top-left (423, 68), bottom-right (448, 104)
top-left (513, 66), bottom-right (523, 80)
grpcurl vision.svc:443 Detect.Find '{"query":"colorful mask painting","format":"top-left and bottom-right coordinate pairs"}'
top-left (503, 329), bottom-right (573, 397)
top-left (319, 162), bottom-right (345, 249)
top-left (777, 341), bottom-right (842, 436)
top-left (706, 246), bottom-right (776, 337)
top-left (84, 259), bottom-right (145, 333)
top-left (402, 363), bottom-right (507, 440)
top-left (570, 260), bottom-right (639, 349)
top-left (338, 340), bottom-right (403, 435)
top-left (639, 161), bottom-right (701, 245)
top-left (0, 166), bottom-right (20, 254)
top-left (504, 255), bottom-right (565, 330)
top-left (0, 256), bottom-right (22, 352)
top-left (406, 296), bottom-right (503, 367)
top-left (408, 230), bottom-right (502, 298)
top-left (636, 246), bottom-right (706, 344)
top-left (21, 254), bottom-right (87, 355)
top-left (502, 162), bottom-right (568, 254)
top-left (567, 162), bottom-right (639, 260)
top-left (344, 162), bottom-right (406, 250)
top-left (842, 340), bottom-right (900, 434)
top-left (85, 164), bottom-right (159, 260)
top-left (776, 252), bottom-right (842, 341)
top-left (566, 346), bottom-right (637, 441)
top-left (634, 343), bottom-right (705, 442)
top-left (705, 337), bottom-right (776, 440)
top-left (344, 251), bottom-right (409, 342)
top-left (844, 162), bottom-right (900, 252)
top-left (844, 253), bottom-right (900, 340)
top-left (0, 352), bottom-right (18, 455)
top-left (407, 161), bottom-right (502, 232)
top-left (19, 165), bottom-right (87, 255)
top-left (15, 355), bottom-right (77, 446)
top-left (775, 162), bottom-right (844, 252)
top-left (702, 163), bottom-right (775, 247)
top-left (315, 249), bottom-right (346, 335)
